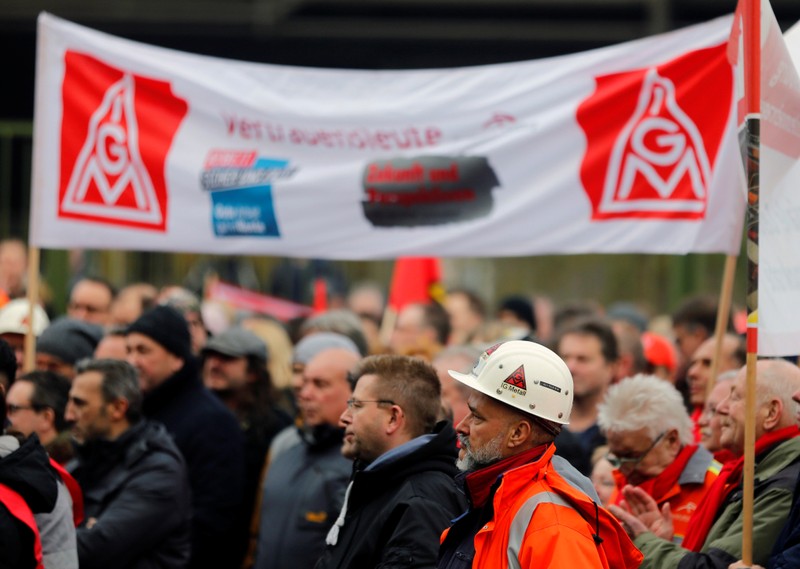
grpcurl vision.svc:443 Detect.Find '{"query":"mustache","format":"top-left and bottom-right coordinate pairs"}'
top-left (457, 434), bottom-right (471, 451)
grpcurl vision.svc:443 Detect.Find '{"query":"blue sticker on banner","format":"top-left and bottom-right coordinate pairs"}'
top-left (210, 186), bottom-right (279, 237)
top-left (201, 151), bottom-right (297, 238)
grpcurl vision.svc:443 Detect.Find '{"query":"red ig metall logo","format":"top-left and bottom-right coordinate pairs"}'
top-left (577, 44), bottom-right (732, 220)
top-left (58, 52), bottom-right (188, 231)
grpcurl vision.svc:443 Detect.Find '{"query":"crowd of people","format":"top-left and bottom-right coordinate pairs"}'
top-left (0, 237), bottom-right (798, 569)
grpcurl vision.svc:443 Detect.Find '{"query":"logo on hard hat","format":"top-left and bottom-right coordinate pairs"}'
top-left (501, 365), bottom-right (527, 395)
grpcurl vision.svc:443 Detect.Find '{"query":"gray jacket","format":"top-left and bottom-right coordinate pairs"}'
top-left (254, 425), bottom-right (351, 569)
top-left (34, 478), bottom-right (78, 569)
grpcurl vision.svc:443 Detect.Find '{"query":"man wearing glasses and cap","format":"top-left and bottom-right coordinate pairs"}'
top-left (437, 340), bottom-right (642, 569)
top-left (597, 374), bottom-right (720, 545)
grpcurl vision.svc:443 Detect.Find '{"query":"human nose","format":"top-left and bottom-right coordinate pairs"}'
top-left (339, 406), bottom-right (352, 426)
top-left (65, 402), bottom-right (76, 422)
top-left (455, 412), bottom-right (471, 435)
top-left (717, 394), bottom-right (731, 415)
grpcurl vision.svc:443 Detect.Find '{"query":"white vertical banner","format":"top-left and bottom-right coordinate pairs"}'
top-left (750, 6), bottom-right (800, 357)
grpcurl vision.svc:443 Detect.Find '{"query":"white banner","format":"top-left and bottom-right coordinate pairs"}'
top-left (758, 11), bottom-right (800, 357)
top-left (30, 13), bottom-right (745, 259)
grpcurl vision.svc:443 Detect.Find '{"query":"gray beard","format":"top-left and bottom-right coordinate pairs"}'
top-left (456, 431), bottom-right (505, 472)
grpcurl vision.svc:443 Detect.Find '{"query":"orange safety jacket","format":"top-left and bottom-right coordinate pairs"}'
top-left (0, 482), bottom-right (44, 569)
top-left (610, 444), bottom-right (720, 544)
top-left (439, 444), bottom-right (642, 569)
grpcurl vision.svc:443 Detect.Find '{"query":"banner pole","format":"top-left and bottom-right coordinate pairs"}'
top-left (24, 246), bottom-right (41, 373)
top-left (740, 0), bottom-right (761, 564)
top-left (706, 254), bottom-right (738, 399)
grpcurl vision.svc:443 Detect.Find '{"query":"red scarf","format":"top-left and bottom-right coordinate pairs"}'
top-left (632, 445), bottom-right (699, 503)
top-left (464, 443), bottom-right (549, 508)
top-left (691, 407), bottom-right (703, 443)
top-left (713, 448), bottom-right (738, 466)
top-left (682, 425), bottom-right (800, 552)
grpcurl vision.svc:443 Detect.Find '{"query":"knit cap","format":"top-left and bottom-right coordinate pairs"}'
top-left (126, 305), bottom-right (191, 359)
top-left (36, 318), bottom-right (104, 365)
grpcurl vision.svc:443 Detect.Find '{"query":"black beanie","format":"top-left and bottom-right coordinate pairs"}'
top-left (499, 296), bottom-right (537, 332)
top-left (126, 305), bottom-right (191, 359)
top-left (37, 318), bottom-right (104, 365)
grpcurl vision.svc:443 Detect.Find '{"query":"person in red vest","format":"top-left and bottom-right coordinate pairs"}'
top-left (598, 374), bottom-right (720, 545)
top-left (6, 370), bottom-right (82, 568)
top-left (437, 340), bottom-right (642, 569)
top-left (611, 359), bottom-right (800, 569)
top-left (0, 373), bottom-right (59, 569)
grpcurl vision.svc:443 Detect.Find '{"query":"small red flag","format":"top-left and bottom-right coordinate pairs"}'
top-left (387, 257), bottom-right (444, 312)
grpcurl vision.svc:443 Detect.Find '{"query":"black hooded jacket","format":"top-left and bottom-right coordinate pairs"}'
top-left (0, 434), bottom-right (59, 569)
top-left (314, 421), bottom-right (467, 569)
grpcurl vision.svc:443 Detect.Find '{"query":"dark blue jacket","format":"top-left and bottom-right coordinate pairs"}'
top-left (770, 467), bottom-right (800, 569)
top-left (143, 358), bottom-right (245, 569)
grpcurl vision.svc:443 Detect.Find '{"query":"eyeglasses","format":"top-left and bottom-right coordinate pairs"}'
top-left (605, 432), bottom-right (666, 470)
top-left (6, 404), bottom-right (39, 414)
top-left (346, 399), bottom-right (395, 410)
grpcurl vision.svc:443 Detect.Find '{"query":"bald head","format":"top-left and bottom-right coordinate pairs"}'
top-left (718, 359), bottom-right (800, 455)
top-left (297, 348), bottom-right (361, 427)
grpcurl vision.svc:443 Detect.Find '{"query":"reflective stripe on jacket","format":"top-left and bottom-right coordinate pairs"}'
top-left (440, 444), bottom-right (643, 569)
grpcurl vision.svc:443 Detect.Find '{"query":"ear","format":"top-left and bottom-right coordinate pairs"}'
top-left (108, 398), bottom-right (130, 422)
top-left (385, 404), bottom-right (405, 436)
top-left (169, 356), bottom-right (185, 375)
top-left (506, 419), bottom-right (533, 450)
top-left (762, 397), bottom-right (783, 431)
top-left (665, 428), bottom-right (682, 451)
top-left (39, 407), bottom-right (56, 430)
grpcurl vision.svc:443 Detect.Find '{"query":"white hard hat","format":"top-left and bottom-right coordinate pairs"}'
top-left (0, 298), bottom-right (50, 336)
top-left (448, 340), bottom-right (573, 424)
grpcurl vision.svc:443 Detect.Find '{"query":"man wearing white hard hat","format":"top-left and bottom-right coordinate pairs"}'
top-left (0, 298), bottom-right (49, 385)
top-left (437, 340), bottom-right (643, 569)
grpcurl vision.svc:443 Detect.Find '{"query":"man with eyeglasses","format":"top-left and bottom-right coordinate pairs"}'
top-left (597, 374), bottom-right (720, 545)
top-left (612, 359), bottom-right (800, 569)
top-left (6, 370), bottom-right (74, 465)
top-left (253, 347), bottom-right (360, 569)
top-left (314, 354), bottom-right (465, 569)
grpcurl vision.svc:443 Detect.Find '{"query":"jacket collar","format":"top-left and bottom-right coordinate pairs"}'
top-left (462, 443), bottom-right (550, 508)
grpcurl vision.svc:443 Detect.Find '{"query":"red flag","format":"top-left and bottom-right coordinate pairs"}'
top-left (387, 257), bottom-right (444, 312)
top-left (207, 281), bottom-right (313, 322)
top-left (312, 278), bottom-right (328, 314)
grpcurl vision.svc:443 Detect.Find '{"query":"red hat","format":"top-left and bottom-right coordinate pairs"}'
top-left (641, 332), bottom-right (677, 373)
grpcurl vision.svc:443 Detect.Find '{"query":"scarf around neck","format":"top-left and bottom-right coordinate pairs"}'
top-left (681, 424), bottom-right (800, 552)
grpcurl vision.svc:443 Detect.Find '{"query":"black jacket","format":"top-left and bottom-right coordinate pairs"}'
top-left (315, 421), bottom-right (467, 569)
top-left (0, 434), bottom-right (59, 569)
top-left (70, 421), bottom-right (191, 569)
top-left (142, 358), bottom-right (245, 569)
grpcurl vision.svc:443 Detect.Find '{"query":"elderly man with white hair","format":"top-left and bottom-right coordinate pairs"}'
top-left (598, 374), bottom-right (721, 545)
top-left (612, 359), bottom-right (800, 569)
